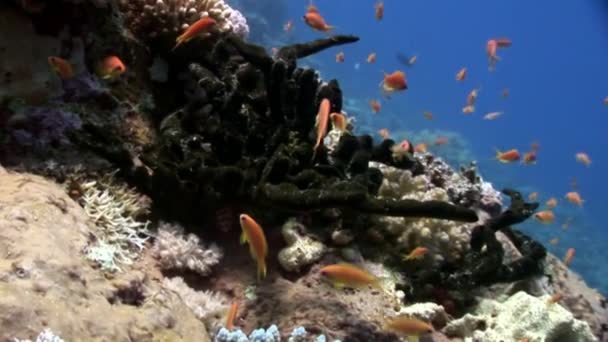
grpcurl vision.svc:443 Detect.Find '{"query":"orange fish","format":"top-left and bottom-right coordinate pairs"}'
top-left (303, 10), bottom-right (334, 32)
top-left (604, 96), bottom-right (608, 106)
top-left (487, 38), bottom-right (512, 70)
top-left (173, 16), bottom-right (217, 50)
top-left (369, 100), bottom-right (381, 113)
top-left (403, 247), bottom-right (428, 261)
top-left (378, 128), bottom-right (390, 140)
top-left (563, 248), bottom-right (575, 266)
top-left (565, 191), bottom-right (584, 206)
top-left (336, 52), bottom-right (345, 63)
top-left (434, 137), bottom-right (448, 146)
top-left (414, 143), bottom-right (428, 153)
top-left (462, 105), bottom-right (475, 114)
top-left (528, 192), bottom-right (539, 201)
top-left (367, 52), bottom-right (377, 63)
top-left (313, 98), bottom-right (331, 159)
top-left (97, 55), bottom-right (126, 80)
top-left (534, 210), bottom-right (555, 224)
top-left (383, 316), bottom-right (434, 337)
top-left (455, 67), bottom-right (467, 81)
top-left (380, 71), bottom-right (408, 94)
top-left (575, 152), bottom-right (591, 166)
top-left (283, 20), bottom-right (294, 33)
top-left (239, 214), bottom-right (268, 280)
top-left (522, 151), bottom-right (537, 165)
top-left (320, 263), bottom-right (381, 289)
top-left (545, 197), bottom-right (557, 208)
top-left (549, 238), bottom-right (559, 246)
top-left (466, 88), bottom-right (479, 105)
top-left (375, 0), bottom-right (384, 21)
top-left (495, 148), bottom-right (520, 163)
top-left (329, 112), bottom-right (347, 132)
top-left (502, 88), bottom-right (510, 98)
top-left (423, 111), bottom-right (433, 120)
top-left (225, 300), bottom-right (239, 330)
top-left (483, 111), bottom-right (503, 120)
top-left (546, 293), bottom-right (563, 305)
top-left (48, 56), bottom-right (74, 79)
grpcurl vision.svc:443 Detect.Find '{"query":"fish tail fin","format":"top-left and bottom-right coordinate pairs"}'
top-left (172, 34), bottom-right (187, 51)
top-left (257, 260), bottom-right (267, 280)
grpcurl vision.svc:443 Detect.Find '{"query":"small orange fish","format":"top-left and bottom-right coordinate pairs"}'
top-left (455, 67), bottom-right (467, 81)
top-left (336, 52), bottom-right (345, 63)
top-left (239, 214), bottom-right (268, 280)
top-left (283, 20), bottom-right (294, 33)
top-left (303, 10), bottom-right (334, 32)
top-left (534, 210), bottom-right (555, 224)
top-left (403, 247), bottom-right (428, 261)
top-left (495, 148), bottom-right (520, 163)
top-left (381, 70), bottom-right (408, 94)
top-left (369, 100), bottom-right (381, 113)
top-left (495, 38), bottom-right (513, 47)
top-left (563, 248), bottom-right (575, 266)
top-left (383, 316), bottom-right (434, 337)
top-left (546, 198), bottom-right (557, 208)
top-left (483, 111), bottom-right (503, 120)
top-left (522, 151), bottom-right (537, 165)
top-left (173, 16), bottom-right (217, 50)
top-left (48, 56), bottom-right (74, 79)
top-left (320, 263), bottom-right (381, 289)
top-left (378, 128), bottom-right (390, 140)
top-left (423, 111), bottom-right (433, 120)
top-left (466, 88), bottom-right (479, 105)
top-left (329, 112), bottom-right (347, 131)
top-left (375, 0), bottom-right (384, 21)
top-left (604, 96), bottom-right (608, 106)
top-left (546, 293), bottom-right (563, 305)
top-left (487, 38), bottom-right (512, 70)
top-left (414, 143), bottom-right (428, 153)
top-left (502, 88), bottom-right (510, 98)
top-left (367, 52), bottom-right (377, 63)
top-left (225, 300), bottom-right (239, 330)
top-left (313, 98), bottom-right (331, 159)
top-left (528, 192), bottom-right (539, 201)
top-left (565, 191), bottom-right (584, 206)
top-left (97, 55), bottom-right (126, 80)
top-left (434, 137), bottom-right (448, 146)
top-left (462, 105), bottom-right (475, 114)
top-left (549, 238), bottom-right (559, 246)
top-left (575, 152), bottom-right (591, 166)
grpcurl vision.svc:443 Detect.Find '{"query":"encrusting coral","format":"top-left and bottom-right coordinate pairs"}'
top-left (278, 218), bottom-right (327, 272)
top-left (151, 221), bottom-right (223, 276)
top-left (119, 0), bottom-right (249, 42)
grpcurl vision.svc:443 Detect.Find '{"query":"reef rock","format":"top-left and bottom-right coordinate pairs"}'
top-left (443, 291), bottom-right (596, 342)
top-left (278, 219), bottom-right (326, 272)
top-left (0, 168), bottom-right (210, 341)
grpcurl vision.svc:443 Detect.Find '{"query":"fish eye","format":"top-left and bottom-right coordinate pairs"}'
top-left (320, 271), bottom-right (327, 276)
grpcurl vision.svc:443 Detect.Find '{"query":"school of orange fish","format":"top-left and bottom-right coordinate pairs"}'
top-left (42, 1), bottom-right (607, 338)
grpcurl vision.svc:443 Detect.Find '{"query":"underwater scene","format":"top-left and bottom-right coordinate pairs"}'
top-left (1, 0), bottom-right (607, 341)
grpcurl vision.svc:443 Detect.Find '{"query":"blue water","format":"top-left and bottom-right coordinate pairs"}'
top-left (241, 0), bottom-right (608, 294)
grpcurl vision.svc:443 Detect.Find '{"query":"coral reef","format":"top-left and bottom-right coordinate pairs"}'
top-left (0, 168), bottom-right (210, 341)
top-left (443, 291), bottom-right (596, 341)
top-left (119, 0), bottom-right (249, 44)
top-left (80, 175), bottom-right (151, 272)
top-left (278, 219), bottom-right (326, 272)
top-left (151, 221), bottom-right (223, 276)
top-left (162, 276), bottom-right (229, 330)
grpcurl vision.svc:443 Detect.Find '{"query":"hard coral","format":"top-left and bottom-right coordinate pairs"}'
top-left (119, 0), bottom-right (249, 43)
top-left (151, 221), bottom-right (223, 276)
top-left (278, 218), bottom-right (326, 272)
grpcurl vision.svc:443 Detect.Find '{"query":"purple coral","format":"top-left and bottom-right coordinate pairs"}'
top-left (9, 106), bottom-right (82, 149)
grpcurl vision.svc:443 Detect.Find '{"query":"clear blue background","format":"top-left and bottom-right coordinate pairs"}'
top-left (257, 0), bottom-right (608, 294)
